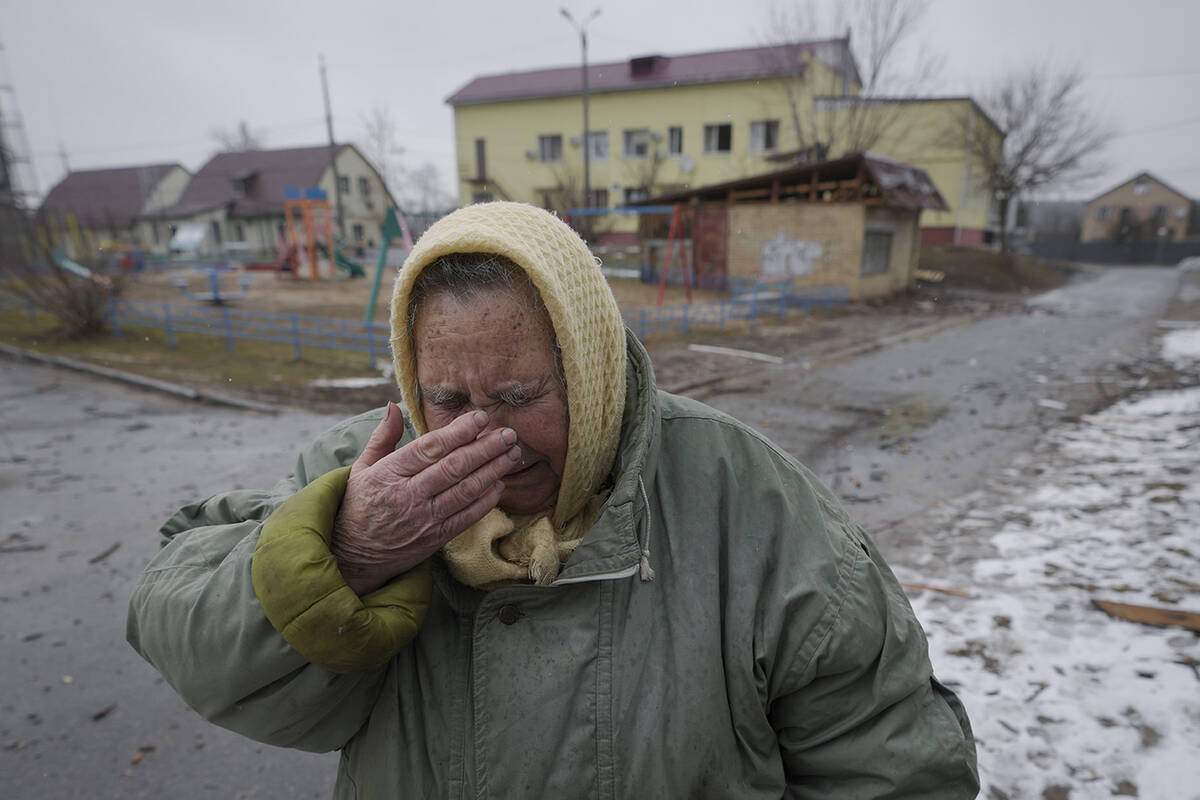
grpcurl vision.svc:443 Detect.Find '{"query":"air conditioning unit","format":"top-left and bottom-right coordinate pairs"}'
top-left (650, 131), bottom-right (663, 142)
top-left (525, 150), bottom-right (537, 160)
top-left (569, 136), bottom-right (581, 147)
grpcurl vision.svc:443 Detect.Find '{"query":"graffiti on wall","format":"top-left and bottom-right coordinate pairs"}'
top-left (761, 233), bottom-right (824, 277)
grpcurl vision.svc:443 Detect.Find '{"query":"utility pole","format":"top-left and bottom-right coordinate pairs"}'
top-left (319, 54), bottom-right (345, 237)
top-left (58, 142), bottom-right (69, 174)
top-left (561, 8), bottom-right (601, 213)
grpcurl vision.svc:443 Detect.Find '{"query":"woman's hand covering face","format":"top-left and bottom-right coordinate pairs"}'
top-left (331, 404), bottom-right (521, 595)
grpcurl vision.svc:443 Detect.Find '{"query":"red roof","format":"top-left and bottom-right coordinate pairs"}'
top-left (39, 164), bottom-right (183, 229)
top-left (447, 40), bottom-right (857, 106)
top-left (158, 144), bottom-right (350, 219)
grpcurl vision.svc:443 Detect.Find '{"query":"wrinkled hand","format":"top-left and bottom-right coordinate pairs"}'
top-left (331, 402), bottom-right (520, 595)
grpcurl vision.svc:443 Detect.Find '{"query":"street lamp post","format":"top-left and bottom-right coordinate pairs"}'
top-left (561, 7), bottom-right (601, 213)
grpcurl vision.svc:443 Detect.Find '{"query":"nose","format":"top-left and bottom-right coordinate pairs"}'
top-left (467, 402), bottom-right (511, 437)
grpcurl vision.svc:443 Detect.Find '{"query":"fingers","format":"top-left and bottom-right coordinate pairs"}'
top-left (436, 480), bottom-right (505, 545)
top-left (425, 444), bottom-right (521, 520)
top-left (354, 402), bottom-right (409, 469)
top-left (385, 411), bottom-right (516, 482)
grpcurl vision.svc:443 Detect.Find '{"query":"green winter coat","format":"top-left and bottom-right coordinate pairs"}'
top-left (127, 333), bottom-right (978, 799)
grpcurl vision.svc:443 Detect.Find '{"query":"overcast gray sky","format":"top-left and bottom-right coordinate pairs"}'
top-left (2, 0), bottom-right (1198, 204)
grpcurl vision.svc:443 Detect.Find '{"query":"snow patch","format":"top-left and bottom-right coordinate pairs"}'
top-left (1162, 327), bottom-right (1200, 367)
top-left (898, 384), bottom-right (1200, 798)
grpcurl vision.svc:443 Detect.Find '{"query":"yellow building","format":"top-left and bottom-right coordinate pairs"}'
top-left (1081, 172), bottom-right (1193, 243)
top-left (447, 41), bottom-right (1003, 246)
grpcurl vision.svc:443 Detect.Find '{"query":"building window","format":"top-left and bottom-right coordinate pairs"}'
top-left (337, 176), bottom-right (350, 195)
top-left (1176, 206), bottom-right (1189, 219)
top-left (623, 129), bottom-right (650, 159)
top-left (211, 220), bottom-right (222, 245)
top-left (587, 131), bottom-right (608, 161)
top-left (860, 230), bottom-right (893, 276)
top-left (1095, 206), bottom-right (1114, 221)
top-left (233, 223), bottom-right (245, 241)
top-left (624, 187), bottom-right (650, 204)
top-left (472, 191), bottom-right (494, 204)
top-left (358, 177), bottom-right (370, 197)
top-left (151, 223), bottom-right (160, 245)
top-left (352, 223), bottom-right (365, 242)
top-left (666, 126), bottom-right (683, 156)
top-left (1132, 178), bottom-right (1149, 196)
top-left (585, 188), bottom-right (608, 208)
top-left (475, 138), bottom-right (487, 180)
top-left (749, 120), bottom-right (780, 153)
top-left (538, 134), bottom-right (563, 163)
top-left (703, 123), bottom-right (732, 154)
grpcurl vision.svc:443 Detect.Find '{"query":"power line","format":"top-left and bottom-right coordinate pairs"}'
top-left (1113, 114), bottom-right (1200, 139)
top-left (1085, 67), bottom-right (1200, 82)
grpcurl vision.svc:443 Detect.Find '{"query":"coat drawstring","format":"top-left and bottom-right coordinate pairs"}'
top-left (637, 478), bottom-right (656, 582)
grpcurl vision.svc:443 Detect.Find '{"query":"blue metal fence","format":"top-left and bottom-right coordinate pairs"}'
top-left (2, 285), bottom-right (849, 366)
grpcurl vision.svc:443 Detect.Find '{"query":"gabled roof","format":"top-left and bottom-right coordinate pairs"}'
top-left (39, 163), bottom-right (183, 229)
top-left (1086, 171), bottom-right (1193, 206)
top-left (447, 39), bottom-right (859, 106)
top-left (636, 152), bottom-right (947, 211)
top-left (157, 144), bottom-right (351, 219)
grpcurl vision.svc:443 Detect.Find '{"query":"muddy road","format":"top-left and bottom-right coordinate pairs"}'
top-left (0, 265), bottom-right (1184, 798)
top-left (688, 266), bottom-right (1181, 537)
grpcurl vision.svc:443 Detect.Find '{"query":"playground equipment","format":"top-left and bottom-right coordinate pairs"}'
top-left (51, 251), bottom-right (112, 288)
top-left (565, 204), bottom-right (691, 307)
top-left (282, 187), bottom-right (365, 280)
top-left (171, 266), bottom-right (254, 304)
top-left (363, 206), bottom-right (414, 324)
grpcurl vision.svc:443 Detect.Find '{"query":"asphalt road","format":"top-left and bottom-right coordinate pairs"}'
top-left (0, 264), bottom-right (1184, 799)
top-left (696, 266), bottom-right (1182, 537)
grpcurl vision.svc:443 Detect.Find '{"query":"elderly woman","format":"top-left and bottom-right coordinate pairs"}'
top-left (128, 202), bottom-right (978, 798)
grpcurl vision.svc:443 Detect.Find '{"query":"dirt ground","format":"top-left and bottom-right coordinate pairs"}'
top-left (123, 267), bottom-right (727, 323)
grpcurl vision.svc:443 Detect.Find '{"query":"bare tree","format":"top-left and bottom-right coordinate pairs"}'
top-left (0, 202), bottom-right (122, 338)
top-left (357, 105), bottom-right (454, 213)
top-left (359, 105), bottom-right (405, 196)
top-left (761, 0), bottom-right (938, 161)
top-left (958, 65), bottom-right (1109, 252)
top-left (396, 163), bottom-right (455, 214)
top-left (211, 121), bottom-right (264, 153)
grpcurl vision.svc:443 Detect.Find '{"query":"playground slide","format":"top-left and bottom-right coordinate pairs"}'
top-left (53, 253), bottom-right (112, 288)
top-left (314, 241), bottom-right (366, 278)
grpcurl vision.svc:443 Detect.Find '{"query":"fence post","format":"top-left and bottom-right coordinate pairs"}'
top-left (163, 303), bottom-right (176, 348)
top-left (290, 315), bottom-right (302, 360)
top-left (779, 285), bottom-right (788, 321)
top-left (221, 307), bottom-right (234, 355)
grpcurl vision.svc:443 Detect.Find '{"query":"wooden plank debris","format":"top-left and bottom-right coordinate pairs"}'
top-left (901, 582), bottom-right (969, 597)
top-left (1092, 599), bottom-right (1200, 632)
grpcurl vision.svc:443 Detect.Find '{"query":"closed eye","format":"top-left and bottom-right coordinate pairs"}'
top-left (423, 386), bottom-right (467, 410)
top-left (495, 387), bottom-right (535, 407)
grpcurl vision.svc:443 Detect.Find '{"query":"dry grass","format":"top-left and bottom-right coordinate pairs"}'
top-left (1, 269), bottom-right (736, 412)
top-left (918, 247), bottom-right (1074, 293)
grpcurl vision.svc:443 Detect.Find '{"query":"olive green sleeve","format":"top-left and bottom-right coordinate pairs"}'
top-left (252, 465), bottom-right (433, 673)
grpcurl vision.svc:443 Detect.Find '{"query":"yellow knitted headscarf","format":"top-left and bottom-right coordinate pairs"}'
top-left (389, 202), bottom-right (627, 588)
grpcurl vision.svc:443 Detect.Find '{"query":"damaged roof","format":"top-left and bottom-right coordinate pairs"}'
top-left (638, 152), bottom-right (948, 211)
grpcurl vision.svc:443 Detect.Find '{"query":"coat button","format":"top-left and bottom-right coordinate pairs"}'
top-left (497, 604), bottom-right (520, 625)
